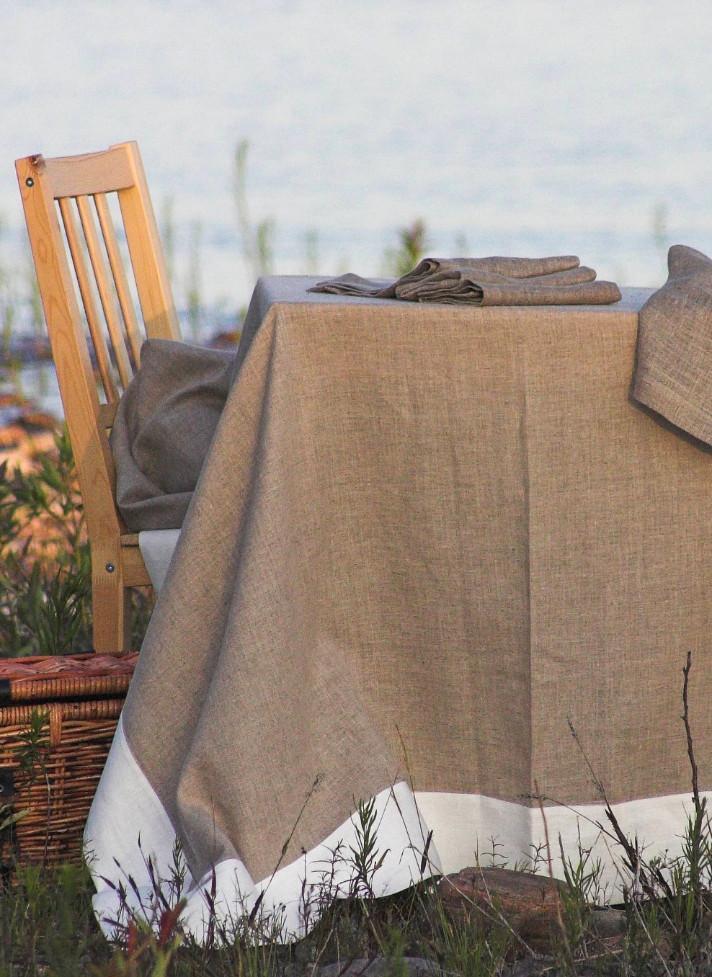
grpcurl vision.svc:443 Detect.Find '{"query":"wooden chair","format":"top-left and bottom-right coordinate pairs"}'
top-left (15, 142), bottom-right (181, 653)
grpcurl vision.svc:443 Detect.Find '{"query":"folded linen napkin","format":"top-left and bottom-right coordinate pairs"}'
top-left (309, 255), bottom-right (622, 306)
top-left (633, 244), bottom-right (712, 446)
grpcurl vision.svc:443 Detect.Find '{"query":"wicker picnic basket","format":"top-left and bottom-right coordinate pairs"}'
top-left (0, 652), bottom-right (137, 868)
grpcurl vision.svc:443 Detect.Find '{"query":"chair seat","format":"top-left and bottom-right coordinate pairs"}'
top-left (137, 529), bottom-right (181, 593)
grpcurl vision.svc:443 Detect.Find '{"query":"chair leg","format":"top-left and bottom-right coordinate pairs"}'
top-left (92, 562), bottom-right (132, 653)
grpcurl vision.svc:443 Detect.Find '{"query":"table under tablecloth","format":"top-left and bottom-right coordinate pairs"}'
top-left (87, 278), bottom-right (712, 941)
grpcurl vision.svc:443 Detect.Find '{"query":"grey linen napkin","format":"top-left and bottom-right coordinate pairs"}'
top-left (309, 255), bottom-right (622, 306)
top-left (633, 244), bottom-right (712, 446)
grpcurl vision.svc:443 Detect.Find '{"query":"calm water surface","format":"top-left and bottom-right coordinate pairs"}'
top-left (1, 0), bottom-right (711, 328)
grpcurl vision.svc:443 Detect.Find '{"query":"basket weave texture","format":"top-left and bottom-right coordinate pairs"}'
top-left (0, 652), bottom-right (137, 868)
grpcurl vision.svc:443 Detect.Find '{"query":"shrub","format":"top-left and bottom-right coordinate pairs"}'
top-left (0, 428), bottom-right (92, 655)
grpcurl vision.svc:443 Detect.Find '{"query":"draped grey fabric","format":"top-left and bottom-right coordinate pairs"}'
top-left (111, 339), bottom-right (234, 531)
top-left (633, 245), bottom-right (712, 446)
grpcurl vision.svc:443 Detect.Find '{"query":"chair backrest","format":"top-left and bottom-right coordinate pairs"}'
top-left (15, 141), bottom-right (180, 545)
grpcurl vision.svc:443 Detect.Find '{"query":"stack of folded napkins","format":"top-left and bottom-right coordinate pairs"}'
top-left (310, 255), bottom-right (621, 306)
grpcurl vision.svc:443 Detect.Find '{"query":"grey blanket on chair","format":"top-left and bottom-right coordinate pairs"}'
top-left (110, 339), bottom-right (234, 531)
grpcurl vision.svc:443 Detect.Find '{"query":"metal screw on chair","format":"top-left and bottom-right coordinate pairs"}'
top-left (105, 562), bottom-right (115, 573)
top-left (25, 177), bottom-right (34, 187)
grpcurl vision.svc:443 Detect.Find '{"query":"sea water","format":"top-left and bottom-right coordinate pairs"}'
top-left (0, 0), bottom-right (710, 342)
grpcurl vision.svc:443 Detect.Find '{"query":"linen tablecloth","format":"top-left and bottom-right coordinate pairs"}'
top-left (86, 278), bottom-right (712, 941)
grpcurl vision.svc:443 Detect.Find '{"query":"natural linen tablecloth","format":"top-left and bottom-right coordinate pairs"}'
top-left (86, 279), bottom-right (712, 943)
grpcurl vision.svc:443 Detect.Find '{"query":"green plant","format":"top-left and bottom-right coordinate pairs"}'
top-left (347, 796), bottom-right (389, 899)
top-left (383, 219), bottom-right (428, 277)
top-left (0, 419), bottom-right (154, 655)
top-left (430, 896), bottom-right (511, 977)
top-left (97, 907), bottom-right (184, 977)
top-left (653, 202), bottom-right (669, 260)
top-left (0, 862), bottom-right (110, 975)
top-left (16, 709), bottom-right (50, 787)
top-left (0, 428), bottom-right (91, 655)
top-left (233, 139), bottom-right (275, 283)
top-left (556, 836), bottom-right (602, 958)
top-left (160, 195), bottom-right (176, 287)
top-left (303, 229), bottom-right (319, 274)
top-left (185, 220), bottom-right (204, 342)
top-left (0, 802), bottom-right (28, 874)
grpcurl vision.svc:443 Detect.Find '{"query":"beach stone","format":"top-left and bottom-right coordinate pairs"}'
top-left (589, 907), bottom-right (626, 940)
top-left (507, 957), bottom-right (553, 977)
top-left (438, 866), bottom-right (566, 953)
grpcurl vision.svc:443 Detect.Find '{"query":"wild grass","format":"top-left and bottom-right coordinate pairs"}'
top-left (3, 788), bottom-right (712, 976)
top-left (0, 657), bottom-right (709, 976)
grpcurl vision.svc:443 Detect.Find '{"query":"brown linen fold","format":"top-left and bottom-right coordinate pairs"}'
top-left (633, 245), bottom-right (712, 445)
top-left (310, 255), bottom-right (622, 306)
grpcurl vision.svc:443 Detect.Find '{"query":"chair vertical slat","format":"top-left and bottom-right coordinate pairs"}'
top-left (114, 142), bottom-right (180, 340)
top-left (58, 198), bottom-right (118, 404)
top-left (76, 195), bottom-right (133, 389)
top-left (94, 193), bottom-right (143, 368)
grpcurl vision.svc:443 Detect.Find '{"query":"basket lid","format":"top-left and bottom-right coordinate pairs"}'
top-left (0, 653), bottom-right (138, 705)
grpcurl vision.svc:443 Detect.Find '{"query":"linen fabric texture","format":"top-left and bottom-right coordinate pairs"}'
top-left (92, 279), bottom-right (711, 939)
top-left (110, 339), bottom-right (235, 531)
top-left (633, 244), bottom-right (712, 446)
top-left (310, 254), bottom-right (622, 305)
